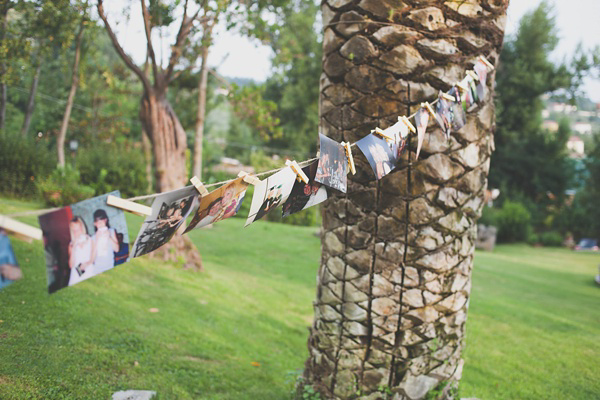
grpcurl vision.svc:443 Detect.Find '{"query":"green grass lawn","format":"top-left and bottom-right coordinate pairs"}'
top-left (1, 198), bottom-right (599, 399)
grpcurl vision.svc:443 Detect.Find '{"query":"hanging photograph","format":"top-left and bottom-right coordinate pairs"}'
top-left (185, 177), bottom-right (248, 233)
top-left (38, 191), bottom-right (130, 294)
top-left (245, 167), bottom-right (296, 227)
top-left (415, 107), bottom-right (430, 160)
top-left (0, 230), bottom-right (23, 291)
top-left (383, 119), bottom-right (409, 159)
top-left (468, 78), bottom-right (479, 104)
top-left (131, 186), bottom-right (197, 258)
top-left (474, 60), bottom-right (488, 100)
top-left (434, 93), bottom-right (453, 138)
top-left (282, 161), bottom-right (328, 217)
top-left (315, 133), bottom-right (348, 193)
top-left (448, 87), bottom-right (466, 131)
top-left (356, 133), bottom-right (398, 180)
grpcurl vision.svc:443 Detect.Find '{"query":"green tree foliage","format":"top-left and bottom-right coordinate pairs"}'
top-left (561, 136), bottom-right (600, 240)
top-left (263, 0), bottom-right (321, 157)
top-left (490, 2), bottom-right (585, 227)
top-left (0, 131), bottom-right (55, 197)
top-left (495, 200), bottom-right (532, 243)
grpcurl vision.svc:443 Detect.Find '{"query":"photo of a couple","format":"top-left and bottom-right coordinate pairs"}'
top-left (315, 133), bottom-right (347, 193)
top-left (356, 133), bottom-right (399, 180)
top-left (185, 177), bottom-right (248, 232)
top-left (435, 93), bottom-right (453, 138)
top-left (39, 192), bottom-right (130, 294)
top-left (131, 187), bottom-right (197, 258)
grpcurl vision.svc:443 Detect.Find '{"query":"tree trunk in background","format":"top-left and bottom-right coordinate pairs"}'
top-left (57, 22), bottom-right (84, 167)
top-left (21, 63), bottom-right (41, 136)
top-left (192, 41), bottom-right (210, 180)
top-left (139, 90), bottom-right (188, 192)
top-left (141, 126), bottom-right (153, 193)
top-left (139, 88), bottom-right (203, 270)
top-left (304, 1), bottom-right (508, 399)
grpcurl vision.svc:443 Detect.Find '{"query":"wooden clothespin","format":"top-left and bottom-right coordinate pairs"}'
top-left (372, 127), bottom-right (395, 142)
top-left (421, 102), bottom-right (436, 118)
top-left (106, 195), bottom-right (152, 217)
top-left (466, 70), bottom-right (480, 82)
top-left (455, 80), bottom-right (468, 92)
top-left (341, 142), bottom-right (356, 175)
top-left (237, 171), bottom-right (261, 186)
top-left (0, 214), bottom-right (42, 243)
top-left (400, 116), bottom-right (416, 134)
top-left (190, 176), bottom-right (209, 197)
top-left (285, 160), bottom-right (309, 184)
top-left (478, 55), bottom-right (494, 70)
top-left (440, 92), bottom-right (456, 102)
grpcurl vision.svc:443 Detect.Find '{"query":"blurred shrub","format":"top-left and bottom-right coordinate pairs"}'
top-left (77, 143), bottom-right (147, 198)
top-left (281, 207), bottom-right (320, 227)
top-left (37, 165), bottom-right (95, 207)
top-left (527, 232), bottom-right (539, 246)
top-left (479, 206), bottom-right (498, 227)
top-left (496, 200), bottom-right (532, 243)
top-left (539, 231), bottom-right (563, 247)
top-left (0, 133), bottom-right (55, 198)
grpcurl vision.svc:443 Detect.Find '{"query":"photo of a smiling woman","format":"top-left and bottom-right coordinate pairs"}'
top-left (91, 209), bottom-right (119, 274)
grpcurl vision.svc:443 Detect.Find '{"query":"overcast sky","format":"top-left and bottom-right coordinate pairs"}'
top-left (105, 0), bottom-right (600, 101)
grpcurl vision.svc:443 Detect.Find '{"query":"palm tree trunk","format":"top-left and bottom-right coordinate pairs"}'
top-left (21, 63), bottom-right (41, 136)
top-left (57, 21), bottom-right (85, 167)
top-left (304, 1), bottom-right (509, 399)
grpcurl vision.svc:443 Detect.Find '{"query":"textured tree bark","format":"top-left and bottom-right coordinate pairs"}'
top-left (304, 1), bottom-right (509, 399)
top-left (139, 90), bottom-right (188, 193)
top-left (21, 63), bottom-right (41, 136)
top-left (57, 22), bottom-right (84, 167)
top-left (141, 127), bottom-right (153, 193)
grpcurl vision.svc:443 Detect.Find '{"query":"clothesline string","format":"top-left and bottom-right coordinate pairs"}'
top-left (4, 91), bottom-right (446, 218)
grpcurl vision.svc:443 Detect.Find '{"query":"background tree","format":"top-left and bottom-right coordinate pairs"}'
top-left (97, 0), bottom-right (209, 267)
top-left (263, 0), bottom-right (321, 157)
top-left (57, 6), bottom-right (87, 167)
top-left (303, 1), bottom-right (509, 398)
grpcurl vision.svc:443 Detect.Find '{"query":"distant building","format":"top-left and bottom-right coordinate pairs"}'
top-left (549, 102), bottom-right (577, 114)
top-left (542, 120), bottom-right (559, 132)
top-left (567, 136), bottom-right (584, 156)
top-left (573, 122), bottom-right (592, 135)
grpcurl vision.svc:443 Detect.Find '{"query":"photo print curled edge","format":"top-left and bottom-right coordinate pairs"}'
top-left (245, 166), bottom-right (297, 227)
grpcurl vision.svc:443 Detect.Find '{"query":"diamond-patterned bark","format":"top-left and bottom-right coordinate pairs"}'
top-left (305, 1), bottom-right (509, 399)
